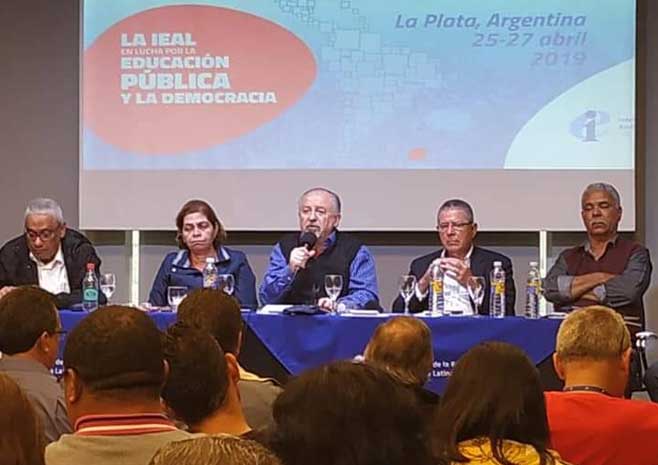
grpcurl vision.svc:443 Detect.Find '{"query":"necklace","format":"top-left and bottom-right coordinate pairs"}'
top-left (562, 385), bottom-right (611, 396)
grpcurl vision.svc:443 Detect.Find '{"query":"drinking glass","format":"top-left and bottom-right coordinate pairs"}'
top-left (100, 273), bottom-right (116, 303)
top-left (218, 274), bottom-right (235, 296)
top-left (167, 286), bottom-right (188, 312)
top-left (398, 275), bottom-right (417, 315)
top-left (324, 274), bottom-right (343, 312)
top-left (467, 276), bottom-right (485, 315)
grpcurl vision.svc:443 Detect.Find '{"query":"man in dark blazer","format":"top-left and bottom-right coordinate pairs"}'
top-left (0, 198), bottom-right (104, 308)
top-left (392, 199), bottom-right (515, 315)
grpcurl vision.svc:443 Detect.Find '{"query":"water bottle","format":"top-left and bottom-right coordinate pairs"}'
top-left (489, 261), bottom-right (505, 318)
top-left (203, 257), bottom-right (218, 289)
top-left (429, 263), bottom-right (444, 316)
top-left (525, 261), bottom-right (541, 319)
top-left (82, 263), bottom-right (99, 312)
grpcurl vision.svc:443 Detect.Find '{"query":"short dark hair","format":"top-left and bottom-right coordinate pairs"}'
top-left (176, 289), bottom-right (242, 354)
top-left (433, 342), bottom-right (554, 465)
top-left (0, 373), bottom-right (45, 465)
top-left (364, 316), bottom-right (433, 386)
top-left (271, 361), bottom-right (434, 465)
top-left (437, 199), bottom-right (475, 223)
top-left (162, 322), bottom-right (229, 427)
top-left (0, 287), bottom-right (58, 354)
top-left (175, 199), bottom-right (227, 249)
top-left (63, 306), bottom-right (165, 396)
top-left (149, 436), bottom-right (281, 465)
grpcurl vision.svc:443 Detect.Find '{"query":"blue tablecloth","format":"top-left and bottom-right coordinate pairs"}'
top-left (59, 311), bottom-right (560, 393)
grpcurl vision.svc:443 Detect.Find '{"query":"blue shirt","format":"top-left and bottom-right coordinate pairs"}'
top-left (259, 232), bottom-right (379, 309)
top-left (149, 246), bottom-right (258, 309)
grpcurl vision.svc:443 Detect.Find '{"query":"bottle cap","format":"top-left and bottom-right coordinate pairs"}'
top-left (86, 263), bottom-right (95, 271)
top-left (206, 257), bottom-right (215, 263)
top-left (493, 261), bottom-right (502, 267)
top-left (529, 261), bottom-right (538, 267)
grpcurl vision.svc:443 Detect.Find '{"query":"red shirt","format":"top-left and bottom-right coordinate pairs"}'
top-left (545, 391), bottom-right (658, 465)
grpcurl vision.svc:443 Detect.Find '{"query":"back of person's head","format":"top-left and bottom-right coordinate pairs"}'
top-left (556, 305), bottom-right (630, 363)
top-left (162, 322), bottom-right (229, 428)
top-left (364, 316), bottom-right (433, 386)
top-left (63, 306), bottom-right (165, 399)
top-left (149, 435), bottom-right (281, 465)
top-left (434, 342), bottom-right (553, 465)
top-left (0, 373), bottom-right (45, 465)
top-left (271, 361), bottom-right (433, 465)
top-left (177, 288), bottom-right (242, 354)
top-left (0, 286), bottom-right (58, 355)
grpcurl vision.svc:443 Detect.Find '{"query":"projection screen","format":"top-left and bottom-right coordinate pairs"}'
top-left (80, 0), bottom-right (636, 231)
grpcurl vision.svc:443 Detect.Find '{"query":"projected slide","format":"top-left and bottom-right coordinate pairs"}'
top-left (83, 0), bottom-right (635, 171)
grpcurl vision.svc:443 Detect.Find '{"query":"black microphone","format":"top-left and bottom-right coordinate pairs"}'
top-left (298, 231), bottom-right (318, 250)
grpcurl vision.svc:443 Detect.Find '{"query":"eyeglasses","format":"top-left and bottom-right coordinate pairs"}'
top-left (50, 329), bottom-right (67, 339)
top-left (437, 221), bottom-right (473, 232)
top-left (25, 228), bottom-right (58, 241)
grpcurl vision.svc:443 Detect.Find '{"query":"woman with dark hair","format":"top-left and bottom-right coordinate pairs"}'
top-left (149, 199), bottom-right (257, 308)
top-left (0, 373), bottom-right (46, 465)
top-left (433, 342), bottom-right (570, 465)
top-left (270, 360), bottom-right (434, 465)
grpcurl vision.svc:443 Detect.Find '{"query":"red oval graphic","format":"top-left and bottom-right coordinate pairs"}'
top-left (84, 5), bottom-right (317, 155)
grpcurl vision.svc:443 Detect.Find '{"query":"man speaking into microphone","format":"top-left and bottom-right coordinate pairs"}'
top-left (259, 187), bottom-right (379, 311)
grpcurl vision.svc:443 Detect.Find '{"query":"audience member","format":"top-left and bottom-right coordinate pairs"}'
top-left (433, 341), bottom-right (568, 465)
top-left (0, 286), bottom-right (72, 442)
top-left (270, 360), bottom-right (434, 465)
top-left (162, 322), bottom-right (255, 439)
top-left (392, 199), bottom-right (515, 315)
top-left (0, 372), bottom-right (46, 465)
top-left (148, 435), bottom-right (281, 465)
top-left (149, 199), bottom-right (257, 308)
top-left (363, 316), bottom-right (439, 414)
top-left (0, 198), bottom-right (104, 308)
top-left (45, 306), bottom-right (192, 465)
top-left (177, 288), bottom-right (282, 430)
top-left (544, 183), bottom-right (652, 334)
top-left (545, 305), bottom-right (658, 465)
top-left (260, 187), bottom-right (379, 311)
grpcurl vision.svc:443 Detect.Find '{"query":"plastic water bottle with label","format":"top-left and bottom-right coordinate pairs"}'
top-left (489, 261), bottom-right (505, 318)
top-left (525, 261), bottom-right (541, 319)
top-left (429, 263), bottom-right (444, 316)
top-left (82, 263), bottom-right (99, 312)
top-left (203, 257), bottom-right (218, 289)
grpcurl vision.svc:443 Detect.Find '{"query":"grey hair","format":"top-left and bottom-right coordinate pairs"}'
top-left (582, 183), bottom-right (621, 208)
top-left (298, 187), bottom-right (342, 213)
top-left (24, 198), bottom-right (64, 225)
top-left (148, 435), bottom-right (282, 465)
top-left (437, 199), bottom-right (474, 223)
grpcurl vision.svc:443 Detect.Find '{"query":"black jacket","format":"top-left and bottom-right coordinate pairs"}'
top-left (0, 229), bottom-right (104, 308)
top-left (392, 246), bottom-right (516, 315)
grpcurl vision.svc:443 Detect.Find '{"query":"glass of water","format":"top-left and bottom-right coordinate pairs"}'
top-left (100, 273), bottom-right (116, 304)
top-left (324, 274), bottom-right (343, 313)
top-left (467, 276), bottom-right (485, 315)
top-left (217, 274), bottom-right (235, 296)
top-left (167, 286), bottom-right (188, 312)
top-left (398, 275), bottom-right (417, 315)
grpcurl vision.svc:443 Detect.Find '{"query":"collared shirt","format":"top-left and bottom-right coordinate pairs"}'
top-left (259, 231), bottom-right (379, 309)
top-left (0, 356), bottom-right (72, 442)
top-left (415, 247), bottom-right (474, 315)
top-left (74, 413), bottom-right (179, 436)
top-left (544, 236), bottom-right (652, 327)
top-left (30, 246), bottom-right (70, 295)
top-left (148, 246), bottom-right (258, 308)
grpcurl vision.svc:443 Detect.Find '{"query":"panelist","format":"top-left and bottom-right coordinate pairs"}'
top-left (392, 199), bottom-right (515, 315)
top-left (0, 198), bottom-right (104, 308)
top-left (149, 199), bottom-right (257, 309)
top-left (544, 183), bottom-right (652, 333)
top-left (259, 187), bottom-right (379, 311)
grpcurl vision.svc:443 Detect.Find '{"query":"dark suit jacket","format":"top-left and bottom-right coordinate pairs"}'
top-left (0, 229), bottom-right (104, 308)
top-left (392, 246), bottom-right (516, 315)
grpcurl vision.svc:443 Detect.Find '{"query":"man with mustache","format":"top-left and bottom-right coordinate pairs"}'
top-left (259, 187), bottom-right (379, 311)
top-left (544, 183), bottom-right (652, 334)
